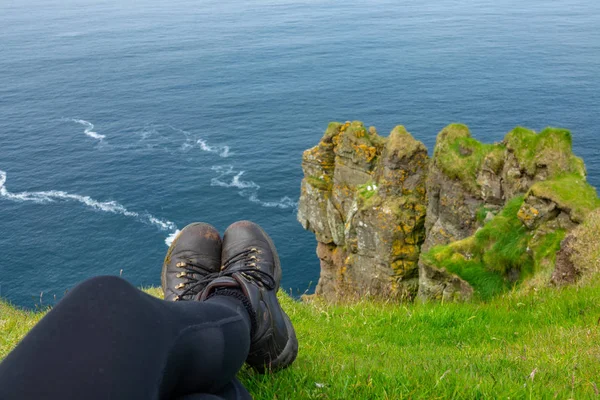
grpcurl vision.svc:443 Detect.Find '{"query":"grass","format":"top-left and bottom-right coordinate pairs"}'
top-left (475, 205), bottom-right (495, 224)
top-left (528, 174), bottom-right (600, 223)
top-left (504, 127), bottom-right (585, 178)
top-left (423, 197), bottom-right (532, 300)
top-left (531, 229), bottom-right (566, 273)
top-left (421, 194), bottom-right (577, 302)
top-left (475, 197), bottom-right (533, 277)
top-left (425, 245), bottom-right (510, 300)
top-left (433, 124), bottom-right (505, 195)
top-left (2, 283), bottom-right (600, 399)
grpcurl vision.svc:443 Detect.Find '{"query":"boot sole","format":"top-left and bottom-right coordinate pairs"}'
top-left (268, 311), bottom-right (299, 372)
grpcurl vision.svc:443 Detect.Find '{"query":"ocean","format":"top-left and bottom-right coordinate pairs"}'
top-left (1, 0), bottom-right (599, 307)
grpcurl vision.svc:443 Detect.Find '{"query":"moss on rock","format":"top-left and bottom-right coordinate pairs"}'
top-left (421, 197), bottom-right (532, 299)
top-left (301, 121), bottom-right (599, 303)
top-left (433, 124), bottom-right (504, 195)
top-left (504, 126), bottom-right (585, 178)
top-left (527, 174), bottom-right (600, 223)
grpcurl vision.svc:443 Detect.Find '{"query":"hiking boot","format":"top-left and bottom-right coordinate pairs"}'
top-left (200, 220), bottom-right (298, 372)
top-left (161, 222), bottom-right (222, 301)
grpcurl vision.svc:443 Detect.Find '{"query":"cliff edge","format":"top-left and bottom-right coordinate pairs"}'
top-left (298, 122), bottom-right (599, 302)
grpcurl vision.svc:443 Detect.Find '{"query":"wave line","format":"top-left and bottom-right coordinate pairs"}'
top-left (0, 170), bottom-right (177, 245)
top-left (210, 165), bottom-right (297, 209)
top-left (63, 118), bottom-right (106, 141)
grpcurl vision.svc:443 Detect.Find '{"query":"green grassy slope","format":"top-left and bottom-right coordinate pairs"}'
top-left (2, 283), bottom-right (600, 399)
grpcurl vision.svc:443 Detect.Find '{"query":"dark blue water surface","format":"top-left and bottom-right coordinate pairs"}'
top-left (1, 0), bottom-right (599, 307)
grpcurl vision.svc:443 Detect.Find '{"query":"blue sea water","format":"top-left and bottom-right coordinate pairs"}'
top-left (1, 0), bottom-right (599, 307)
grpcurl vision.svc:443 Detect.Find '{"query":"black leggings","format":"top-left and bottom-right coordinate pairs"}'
top-left (0, 276), bottom-right (253, 400)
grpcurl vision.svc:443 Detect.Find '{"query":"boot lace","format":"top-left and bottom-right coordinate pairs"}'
top-left (175, 248), bottom-right (275, 300)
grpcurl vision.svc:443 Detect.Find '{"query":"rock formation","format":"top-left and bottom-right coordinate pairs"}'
top-left (551, 208), bottom-right (600, 285)
top-left (299, 121), bottom-right (600, 302)
top-left (298, 122), bottom-right (427, 300)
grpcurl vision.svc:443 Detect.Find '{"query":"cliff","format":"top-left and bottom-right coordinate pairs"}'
top-left (298, 122), bottom-right (600, 302)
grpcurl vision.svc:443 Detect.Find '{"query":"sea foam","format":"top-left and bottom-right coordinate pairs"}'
top-left (0, 170), bottom-right (177, 245)
top-left (165, 229), bottom-right (181, 246)
top-left (64, 118), bottom-right (106, 141)
top-left (210, 165), bottom-right (297, 209)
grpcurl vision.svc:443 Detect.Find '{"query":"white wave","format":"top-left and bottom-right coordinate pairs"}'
top-left (0, 170), bottom-right (177, 244)
top-left (210, 165), bottom-right (297, 209)
top-left (0, 170), bottom-right (6, 192)
top-left (63, 118), bottom-right (106, 141)
top-left (255, 196), bottom-right (298, 209)
top-left (138, 125), bottom-right (231, 157)
top-left (146, 215), bottom-right (177, 231)
top-left (211, 166), bottom-right (259, 189)
top-left (165, 229), bottom-right (181, 246)
top-left (195, 138), bottom-right (231, 158)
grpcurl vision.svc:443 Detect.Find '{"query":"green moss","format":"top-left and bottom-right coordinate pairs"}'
top-left (504, 126), bottom-right (583, 178)
top-left (530, 229), bottom-right (566, 273)
top-left (356, 181), bottom-right (378, 201)
top-left (528, 174), bottom-right (600, 222)
top-left (424, 245), bottom-right (509, 301)
top-left (323, 122), bottom-right (342, 141)
top-left (386, 125), bottom-right (423, 157)
top-left (345, 121), bottom-right (382, 147)
top-left (423, 197), bottom-right (534, 300)
top-left (368, 130), bottom-right (386, 151)
top-left (476, 205), bottom-right (494, 224)
top-left (486, 145), bottom-right (506, 174)
top-left (433, 124), bottom-right (504, 195)
top-left (476, 197), bottom-right (532, 276)
top-left (504, 127), bottom-right (540, 170)
top-left (306, 175), bottom-right (332, 191)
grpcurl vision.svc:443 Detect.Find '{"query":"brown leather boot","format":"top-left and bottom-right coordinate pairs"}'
top-left (200, 220), bottom-right (298, 373)
top-left (161, 222), bottom-right (221, 301)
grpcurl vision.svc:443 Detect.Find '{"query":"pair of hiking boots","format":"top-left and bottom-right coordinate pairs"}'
top-left (161, 221), bottom-right (298, 373)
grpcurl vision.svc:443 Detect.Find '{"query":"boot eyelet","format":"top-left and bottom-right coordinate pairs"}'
top-left (175, 283), bottom-right (186, 290)
top-left (176, 272), bottom-right (186, 278)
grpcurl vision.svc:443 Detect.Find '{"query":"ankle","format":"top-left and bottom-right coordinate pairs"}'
top-left (206, 288), bottom-right (257, 337)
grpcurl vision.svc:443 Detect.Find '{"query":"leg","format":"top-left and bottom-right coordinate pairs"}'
top-left (0, 276), bottom-right (251, 400)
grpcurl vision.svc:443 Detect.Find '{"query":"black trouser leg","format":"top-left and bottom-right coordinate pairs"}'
top-left (0, 276), bottom-right (252, 400)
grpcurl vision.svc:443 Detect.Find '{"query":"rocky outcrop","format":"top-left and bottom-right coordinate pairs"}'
top-left (422, 124), bottom-right (502, 252)
top-left (299, 122), bottom-right (599, 302)
top-left (417, 260), bottom-right (474, 302)
top-left (298, 122), bottom-right (428, 301)
top-left (422, 126), bottom-right (585, 252)
top-left (416, 126), bottom-right (591, 301)
top-left (551, 208), bottom-right (600, 285)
